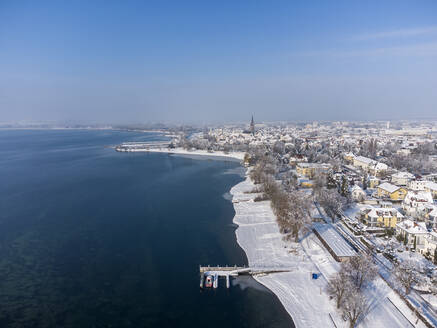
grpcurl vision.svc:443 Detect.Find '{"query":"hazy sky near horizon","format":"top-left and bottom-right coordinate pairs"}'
top-left (1, 1), bottom-right (437, 124)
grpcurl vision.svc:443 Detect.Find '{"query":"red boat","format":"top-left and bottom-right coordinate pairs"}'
top-left (205, 275), bottom-right (213, 288)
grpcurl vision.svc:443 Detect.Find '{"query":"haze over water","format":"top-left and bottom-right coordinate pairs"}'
top-left (0, 130), bottom-right (293, 327)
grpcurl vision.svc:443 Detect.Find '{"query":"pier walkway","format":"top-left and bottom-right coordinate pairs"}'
top-left (199, 265), bottom-right (294, 289)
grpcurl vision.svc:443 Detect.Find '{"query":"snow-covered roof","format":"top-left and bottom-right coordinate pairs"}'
top-left (364, 207), bottom-right (403, 219)
top-left (354, 156), bottom-right (375, 165)
top-left (377, 182), bottom-right (400, 194)
top-left (392, 171), bottom-right (415, 179)
top-left (351, 185), bottom-right (364, 192)
top-left (313, 223), bottom-right (356, 257)
top-left (396, 219), bottom-right (428, 234)
top-left (425, 181), bottom-right (437, 191)
top-left (373, 162), bottom-right (388, 170)
top-left (297, 163), bottom-right (331, 169)
top-left (403, 190), bottom-right (433, 204)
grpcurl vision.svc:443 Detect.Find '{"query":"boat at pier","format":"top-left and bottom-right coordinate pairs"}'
top-left (204, 275), bottom-right (213, 288)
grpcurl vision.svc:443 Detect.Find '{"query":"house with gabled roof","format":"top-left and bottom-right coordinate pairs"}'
top-left (391, 171), bottom-right (415, 186)
top-left (358, 205), bottom-right (403, 228)
top-left (396, 219), bottom-right (428, 249)
top-left (377, 182), bottom-right (407, 201)
top-left (403, 190), bottom-right (434, 217)
top-left (352, 155), bottom-right (388, 176)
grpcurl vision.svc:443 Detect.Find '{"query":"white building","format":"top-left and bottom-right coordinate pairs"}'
top-left (402, 190), bottom-right (434, 217)
top-left (391, 172), bottom-right (415, 186)
top-left (408, 180), bottom-right (428, 191)
top-left (396, 219), bottom-right (428, 249)
top-left (424, 232), bottom-right (437, 256)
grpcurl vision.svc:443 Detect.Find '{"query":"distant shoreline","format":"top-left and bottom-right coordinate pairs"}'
top-left (0, 127), bottom-right (166, 133)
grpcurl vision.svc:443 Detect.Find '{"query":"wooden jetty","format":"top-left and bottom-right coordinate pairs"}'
top-left (199, 265), bottom-right (293, 289)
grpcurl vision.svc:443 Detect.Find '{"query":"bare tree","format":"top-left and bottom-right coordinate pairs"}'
top-left (342, 255), bottom-right (378, 290)
top-left (262, 175), bottom-right (279, 200)
top-left (393, 259), bottom-right (418, 295)
top-left (342, 291), bottom-right (370, 328)
top-left (327, 271), bottom-right (353, 309)
top-left (283, 192), bottom-right (312, 242)
top-left (282, 170), bottom-right (299, 192)
top-left (316, 188), bottom-right (346, 222)
top-left (312, 172), bottom-right (326, 194)
top-left (271, 189), bottom-right (311, 242)
top-left (250, 163), bottom-right (266, 184)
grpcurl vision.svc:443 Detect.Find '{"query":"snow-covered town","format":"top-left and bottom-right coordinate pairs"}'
top-left (117, 119), bottom-right (437, 327)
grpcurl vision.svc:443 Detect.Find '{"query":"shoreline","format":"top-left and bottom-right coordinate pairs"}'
top-left (230, 175), bottom-right (332, 328)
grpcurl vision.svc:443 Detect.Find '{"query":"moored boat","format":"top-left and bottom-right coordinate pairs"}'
top-left (205, 275), bottom-right (213, 288)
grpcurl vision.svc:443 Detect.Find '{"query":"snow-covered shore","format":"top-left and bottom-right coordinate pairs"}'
top-left (231, 176), bottom-right (338, 327)
top-left (230, 175), bottom-right (427, 328)
top-left (120, 147), bottom-right (245, 161)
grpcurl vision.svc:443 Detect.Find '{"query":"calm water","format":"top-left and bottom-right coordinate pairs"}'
top-left (0, 130), bottom-right (293, 328)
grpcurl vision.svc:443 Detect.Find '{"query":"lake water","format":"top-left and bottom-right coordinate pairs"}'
top-left (0, 129), bottom-right (293, 328)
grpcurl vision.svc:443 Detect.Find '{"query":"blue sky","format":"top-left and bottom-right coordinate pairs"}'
top-left (1, 1), bottom-right (436, 124)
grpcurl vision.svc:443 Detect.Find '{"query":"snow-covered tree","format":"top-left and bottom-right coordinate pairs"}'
top-left (316, 188), bottom-right (346, 221)
top-left (341, 255), bottom-right (378, 290)
top-left (327, 271), bottom-right (353, 309)
top-left (340, 176), bottom-right (349, 198)
top-left (272, 140), bottom-right (285, 155)
top-left (312, 172), bottom-right (326, 194)
top-left (393, 259), bottom-right (419, 295)
top-left (276, 192), bottom-right (311, 242)
top-left (326, 172), bottom-right (337, 189)
top-left (434, 248), bottom-right (437, 265)
top-left (281, 171), bottom-right (298, 192)
top-left (342, 291), bottom-right (370, 328)
top-left (362, 173), bottom-right (368, 190)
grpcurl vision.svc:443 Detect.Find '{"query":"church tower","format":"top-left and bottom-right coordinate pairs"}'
top-left (250, 115), bottom-right (255, 135)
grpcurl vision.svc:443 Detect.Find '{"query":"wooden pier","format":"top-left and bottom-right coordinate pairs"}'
top-left (199, 265), bottom-right (293, 289)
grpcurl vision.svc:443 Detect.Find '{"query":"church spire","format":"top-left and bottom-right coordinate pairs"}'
top-left (250, 115), bottom-right (255, 135)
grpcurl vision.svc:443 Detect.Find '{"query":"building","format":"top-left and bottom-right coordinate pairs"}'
top-left (250, 115), bottom-right (255, 136)
top-left (424, 205), bottom-right (437, 230)
top-left (343, 152), bottom-right (355, 163)
top-left (298, 178), bottom-right (314, 188)
top-left (296, 163), bottom-right (331, 179)
top-left (369, 176), bottom-right (380, 188)
top-left (396, 219), bottom-right (428, 250)
top-left (358, 206), bottom-right (403, 228)
top-left (391, 172), bottom-right (415, 186)
top-left (408, 180), bottom-right (428, 191)
top-left (288, 155), bottom-right (308, 166)
top-left (423, 232), bottom-right (437, 256)
top-left (353, 156), bottom-right (375, 170)
top-left (352, 156), bottom-right (388, 176)
top-left (370, 162), bottom-right (388, 176)
top-left (402, 190), bottom-right (434, 217)
top-left (424, 181), bottom-right (437, 199)
top-left (376, 182), bottom-right (407, 201)
top-left (313, 223), bottom-right (356, 262)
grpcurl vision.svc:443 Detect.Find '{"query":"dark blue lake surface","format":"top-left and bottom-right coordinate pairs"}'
top-left (0, 130), bottom-right (293, 328)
